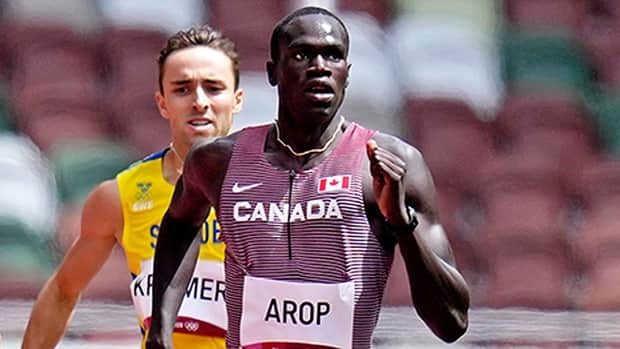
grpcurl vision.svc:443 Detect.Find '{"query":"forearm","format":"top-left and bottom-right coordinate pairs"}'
top-left (399, 226), bottom-right (470, 342)
top-left (147, 213), bottom-right (201, 348)
top-left (22, 278), bottom-right (79, 349)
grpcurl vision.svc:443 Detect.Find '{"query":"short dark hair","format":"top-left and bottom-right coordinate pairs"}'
top-left (158, 25), bottom-right (240, 93)
top-left (269, 6), bottom-right (349, 62)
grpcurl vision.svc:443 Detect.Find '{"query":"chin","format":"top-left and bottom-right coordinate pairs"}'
top-left (189, 133), bottom-right (214, 145)
top-left (310, 106), bottom-right (337, 118)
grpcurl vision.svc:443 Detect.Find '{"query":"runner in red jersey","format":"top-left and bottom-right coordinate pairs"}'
top-left (146, 6), bottom-right (470, 349)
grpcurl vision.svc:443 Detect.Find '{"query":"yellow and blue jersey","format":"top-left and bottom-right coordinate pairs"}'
top-left (116, 148), bottom-right (226, 349)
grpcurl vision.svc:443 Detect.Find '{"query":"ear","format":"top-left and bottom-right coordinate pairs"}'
top-left (232, 88), bottom-right (244, 114)
top-left (155, 91), bottom-right (170, 120)
top-left (345, 63), bottom-right (352, 88)
top-left (266, 61), bottom-right (277, 86)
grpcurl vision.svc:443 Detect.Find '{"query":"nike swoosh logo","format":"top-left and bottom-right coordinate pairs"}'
top-left (232, 182), bottom-right (263, 193)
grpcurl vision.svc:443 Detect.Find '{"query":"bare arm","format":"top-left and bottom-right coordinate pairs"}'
top-left (145, 179), bottom-right (208, 349)
top-left (22, 181), bottom-right (122, 349)
top-left (146, 139), bottom-right (233, 349)
top-left (366, 134), bottom-right (470, 343)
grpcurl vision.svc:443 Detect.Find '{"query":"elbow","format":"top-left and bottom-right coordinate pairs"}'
top-left (420, 299), bottom-right (470, 343)
top-left (436, 310), bottom-right (468, 343)
top-left (433, 274), bottom-right (471, 342)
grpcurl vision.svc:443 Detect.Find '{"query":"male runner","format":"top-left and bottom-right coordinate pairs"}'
top-left (147, 7), bottom-right (469, 349)
top-left (22, 25), bottom-right (243, 349)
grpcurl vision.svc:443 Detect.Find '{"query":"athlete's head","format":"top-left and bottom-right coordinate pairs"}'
top-left (267, 7), bottom-right (350, 126)
top-left (155, 25), bottom-right (243, 152)
top-left (158, 25), bottom-right (240, 93)
top-left (269, 6), bottom-right (350, 64)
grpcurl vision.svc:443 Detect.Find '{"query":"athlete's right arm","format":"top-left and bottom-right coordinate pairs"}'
top-left (146, 139), bottom-right (232, 349)
top-left (21, 180), bottom-right (122, 349)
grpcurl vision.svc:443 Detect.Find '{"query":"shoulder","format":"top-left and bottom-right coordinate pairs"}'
top-left (117, 149), bottom-right (164, 181)
top-left (188, 133), bottom-right (240, 165)
top-left (81, 179), bottom-right (123, 240)
top-left (88, 179), bottom-right (121, 206)
top-left (182, 133), bottom-right (242, 203)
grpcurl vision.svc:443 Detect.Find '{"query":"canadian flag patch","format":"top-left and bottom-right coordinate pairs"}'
top-left (318, 175), bottom-right (351, 193)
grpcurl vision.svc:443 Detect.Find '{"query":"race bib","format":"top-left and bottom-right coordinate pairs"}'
top-left (131, 259), bottom-right (227, 336)
top-left (241, 276), bottom-right (355, 349)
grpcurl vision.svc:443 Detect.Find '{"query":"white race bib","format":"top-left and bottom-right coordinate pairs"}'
top-left (240, 276), bottom-right (355, 349)
top-left (131, 259), bottom-right (227, 336)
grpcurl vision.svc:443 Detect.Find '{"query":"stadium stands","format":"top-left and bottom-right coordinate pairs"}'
top-left (1, 0), bottom-right (620, 313)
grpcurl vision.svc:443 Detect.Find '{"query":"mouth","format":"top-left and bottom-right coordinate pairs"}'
top-left (304, 82), bottom-right (335, 103)
top-left (187, 118), bottom-right (214, 132)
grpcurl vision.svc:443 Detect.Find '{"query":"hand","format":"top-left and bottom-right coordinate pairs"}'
top-left (144, 329), bottom-right (172, 349)
top-left (366, 139), bottom-right (410, 226)
top-left (144, 338), bottom-right (169, 349)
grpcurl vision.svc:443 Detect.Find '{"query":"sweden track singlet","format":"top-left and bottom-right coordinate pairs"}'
top-left (116, 148), bottom-right (226, 349)
top-left (218, 123), bottom-right (393, 349)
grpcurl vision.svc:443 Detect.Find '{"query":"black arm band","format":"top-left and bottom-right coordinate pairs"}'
top-left (385, 206), bottom-right (419, 240)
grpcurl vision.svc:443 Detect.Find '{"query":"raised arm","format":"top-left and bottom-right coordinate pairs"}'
top-left (22, 181), bottom-right (122, 349)
top-left (146, 139), bottom-right (232, 349)
top-left (366, 135), bottom-right (470, 343)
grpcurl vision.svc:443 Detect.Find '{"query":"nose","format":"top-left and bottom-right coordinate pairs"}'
top-left (192, 86), bottom-right (209, 112)
top-left (308, 54), bottom-right (330, 76)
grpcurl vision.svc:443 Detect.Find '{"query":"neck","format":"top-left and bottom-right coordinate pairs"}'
top-left (167, 142), bottom-right (185, 178)
top-left (275, 116), bottom-right (344, 157)
top-left (170, 140), bottom-right (190, 159)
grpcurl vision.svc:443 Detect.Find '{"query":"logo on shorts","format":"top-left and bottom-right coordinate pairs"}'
top-left (184, 321), bottom-right (200, 332)
top-left (232, 182), bottom-right (263, 193)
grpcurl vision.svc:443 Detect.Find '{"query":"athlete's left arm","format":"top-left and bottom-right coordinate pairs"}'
top-left (366, 134), bottom-right (470, 343)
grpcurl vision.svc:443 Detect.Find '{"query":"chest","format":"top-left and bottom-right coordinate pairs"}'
top-left (220, 155), bottom-right (376, 276)
top-left (221, 148), bottom-right (365, 225)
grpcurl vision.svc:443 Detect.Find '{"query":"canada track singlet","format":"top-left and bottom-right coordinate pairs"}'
top-left (218, 123), bottom-right (393, 348)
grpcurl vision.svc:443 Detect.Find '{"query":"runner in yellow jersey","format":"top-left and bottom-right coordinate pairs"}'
top-left (118, 149), bottom-right (227, 347)
top-left (22, 25), bottom-right (244, 349)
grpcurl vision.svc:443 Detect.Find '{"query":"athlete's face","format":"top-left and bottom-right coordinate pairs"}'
top-left (267, 14), bottom-right (349, 126)
top-left (156, 46), bottom-right (243, 149)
